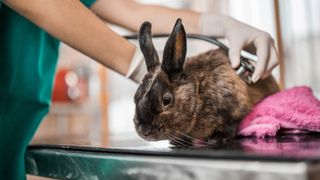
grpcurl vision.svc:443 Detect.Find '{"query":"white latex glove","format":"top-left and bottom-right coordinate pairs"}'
top-left (126, 46), bottom-right (164, 83)
top-left (199, 14), bottom-right (279, 83)
top-left (126, 47), bottom-right (146, 83)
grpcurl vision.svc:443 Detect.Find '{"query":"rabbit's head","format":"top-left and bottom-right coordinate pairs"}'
top-left (134, 19), bottom-right (199, 141)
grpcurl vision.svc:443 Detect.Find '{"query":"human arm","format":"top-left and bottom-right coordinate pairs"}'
top-left (2, 0), bottom-right (135, 75)
top-left (91, 0), bottom-right (278, 82)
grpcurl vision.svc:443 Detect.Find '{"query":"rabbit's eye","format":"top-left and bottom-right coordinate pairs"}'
top-left (163, 93), bottom-right (172, 106)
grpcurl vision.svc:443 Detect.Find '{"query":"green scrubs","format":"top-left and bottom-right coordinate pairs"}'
top-left (0, 1), bottom-right (96, 179)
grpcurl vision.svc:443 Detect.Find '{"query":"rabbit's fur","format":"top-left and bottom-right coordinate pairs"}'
top-left (134, 19), bottom-right (279, 143)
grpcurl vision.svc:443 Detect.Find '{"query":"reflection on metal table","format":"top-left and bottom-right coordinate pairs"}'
top-left (27, 134), bottom-right (320, 180)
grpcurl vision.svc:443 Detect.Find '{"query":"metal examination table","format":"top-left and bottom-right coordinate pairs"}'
top-left (26, 134), bottom-right (320, 180)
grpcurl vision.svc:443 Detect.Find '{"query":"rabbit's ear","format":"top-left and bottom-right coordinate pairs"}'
top-left (139, 22), bottom-right (160, 71)
top-left (162, 18), bottom-right (187, 78)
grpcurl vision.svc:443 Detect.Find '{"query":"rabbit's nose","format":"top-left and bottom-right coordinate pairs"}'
top-left (142, 128), bottom-right (152, 136)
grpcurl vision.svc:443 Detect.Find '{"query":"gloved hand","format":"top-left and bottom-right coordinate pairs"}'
top-left (127, 47), bottom-right (166, 83)
top-left (199, 14), bottom-right (279, 83)
top-left (126, 47), bottom-right (146, 83)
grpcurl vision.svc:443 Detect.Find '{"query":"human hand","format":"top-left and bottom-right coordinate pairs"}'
top-left (199, 14), bottom-right (279, 83)
top-left (126, 47), bottom-right (146, 83)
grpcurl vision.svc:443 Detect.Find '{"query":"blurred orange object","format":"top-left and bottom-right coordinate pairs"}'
top-left (52, 68), bottom-right (88, 103)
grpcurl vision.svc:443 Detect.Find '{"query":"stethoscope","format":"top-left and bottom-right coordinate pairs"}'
top-left (124, 34), bottom-right (257, 84)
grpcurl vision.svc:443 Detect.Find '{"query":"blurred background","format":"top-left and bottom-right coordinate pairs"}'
top-left (31, 0), bottom-right (320, 148)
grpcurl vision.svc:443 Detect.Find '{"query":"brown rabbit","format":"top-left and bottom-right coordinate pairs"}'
top-left (134, 19), bottom-right (279, 144)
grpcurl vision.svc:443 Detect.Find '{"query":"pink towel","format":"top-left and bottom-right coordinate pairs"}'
top-left (238, 86), bottom-right (320, 138)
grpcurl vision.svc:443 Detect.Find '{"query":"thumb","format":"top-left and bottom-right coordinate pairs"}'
top-left (228, 44), bottom-right (243, 68)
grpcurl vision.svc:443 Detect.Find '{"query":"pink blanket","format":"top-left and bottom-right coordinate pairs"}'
top-left (238, 86), bottom-right (320, 138)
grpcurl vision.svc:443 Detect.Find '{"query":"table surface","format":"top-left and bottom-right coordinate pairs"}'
top-left (30, 133), bottom-right (320, 161)
top-left (27, 134), bottom-right (320, 180)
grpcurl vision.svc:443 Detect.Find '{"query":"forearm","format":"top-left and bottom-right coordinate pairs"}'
top-left (91, 0), bottom-right (200, 34)
top-left (127, 5), bottom-right (200, 34)
top-left (3, 0), bottom-right (135, 75)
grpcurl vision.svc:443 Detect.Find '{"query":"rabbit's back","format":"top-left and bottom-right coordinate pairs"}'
top-left (184, 48), bottom-right (279, 106)
top-left (182, 49), bottom-right (279, 139)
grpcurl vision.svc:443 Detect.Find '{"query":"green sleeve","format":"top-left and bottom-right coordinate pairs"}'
top-left (0, 1), bottom-right (96, 10)
top-left (80, 0), bottom-right (96, 8)
top-left (0, 0), bottom-right (95, 6)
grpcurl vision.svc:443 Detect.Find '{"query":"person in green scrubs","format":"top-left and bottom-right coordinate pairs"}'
top-left (0, 0), bottom-right (279, 179)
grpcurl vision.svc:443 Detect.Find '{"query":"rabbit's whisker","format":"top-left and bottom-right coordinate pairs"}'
top-left (167, 136), bottom-right (185, 147)
top-left (168, 133), bottom-right (194, 146)
top-left (176, 131), bottom-right (210, 146)
top-left (166, 133), bottom-right (189, 147)
top-left (168, 134), bottom-right (192, 146)
top-left (176, 131), bottom-right (204, 143)
top-left (176, 131), bottom-right (197, 141)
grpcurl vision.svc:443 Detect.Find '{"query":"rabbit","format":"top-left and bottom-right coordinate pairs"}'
top-left (133, 19), bottom-right (279, 145)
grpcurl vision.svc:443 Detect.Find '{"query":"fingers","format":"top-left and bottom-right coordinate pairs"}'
top-left (262, 42), bottom-right (279, 79)
top-left (228, 40), bottom-right (244, 68)
top-left (251, 34), bottom-right (271, 83)
top-left (227, 30), bottom-right (279, 83)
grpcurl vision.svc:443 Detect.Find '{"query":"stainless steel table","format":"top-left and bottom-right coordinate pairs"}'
top-left (26, 134), bottom-right (320, 180)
